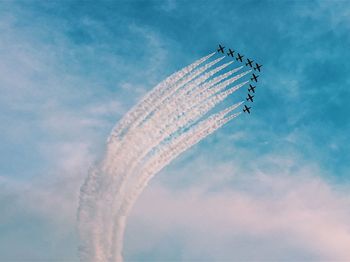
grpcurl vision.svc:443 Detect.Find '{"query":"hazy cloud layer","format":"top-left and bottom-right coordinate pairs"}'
top-left (127, 162), bottom-right (350, 261)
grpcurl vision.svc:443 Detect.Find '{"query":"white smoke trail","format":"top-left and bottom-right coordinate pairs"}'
top-left (78, 53), bottom-right (247, 262)
top-left (107, 52), bottom-right (216, 142)
top-left (110, 104), bottom-right (242, 261)
top-left (106, 79), bottom-right (247, 260)
top-left (107, 68), bottom-right (248, 178)
top-left (100, 64), bottom-right (247, 218)
top-left (101, 69), bottom-right (248, 260)
top-left (88, 58), bottom-right (231, 256)
top-left (102, 56), bottom-right (227, 178)
top-left (104, 53), bottom-right (216, 171)
top-left (103, 75), bottom-right (248, 257)
top-left (106, 69), bottom-right (249, 182)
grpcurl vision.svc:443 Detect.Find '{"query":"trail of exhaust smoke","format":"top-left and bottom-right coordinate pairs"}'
top-left (104, 53), bottom-right (216, 170)
top-left (107, 52), bottom-right (215, 143)
top-left (103, 76), bottom-right (248, 253)
top-left (107, 67), bottom-right (248, 178)
top-left (78, 53), bottom-right (246, 262)
top-left (100, 63), bottom-right (247, 257)
top-left (111, 105), bottom-right (242, 261)
top-left (78, 53), bottom-right (219, 261)
top-left (106, 86), bottom-right (246, 257)
top-left (103, 55), bottom-right (223, 172)
top-left (105, 64), bottom-right (250, 179)
top-left (102, 59), bottom-right (239, 193)
top-left (126, 56), bottom-right (226, 132)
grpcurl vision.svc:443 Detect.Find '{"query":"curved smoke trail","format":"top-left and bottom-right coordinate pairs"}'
top-left (78, 53), bottom-right (248, 261)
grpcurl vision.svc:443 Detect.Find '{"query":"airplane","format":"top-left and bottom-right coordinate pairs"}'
top-left (248, 84), bottom-right (256, 93)
top-left (217, 44), bottom-right (225, 53)
top-left (254, 63), bottom-right (262, 72)
top-left (227, 48), bottom-right (234, 57)
top-left (243, 105), bottom-right (251, 114)
top-left (251, 73), bottom-right (259, 82)
top-left (236, 53), bottom-right (244, 62)
top-left (246, 93), bottom-right (254, 102)
top-left (246, 58), bottom-right (254, 67)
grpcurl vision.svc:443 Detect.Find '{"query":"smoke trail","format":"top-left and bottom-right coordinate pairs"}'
top-left (110, 104), bottom-right (242, 261)
top-left (78, 53), bottom-right (247, 262)
top-left (108, 52), bottom-right (216, 142)
top-left (104, 53), bottom-right (216, 171)
top-left (104, 56), bottom-right (226, 165)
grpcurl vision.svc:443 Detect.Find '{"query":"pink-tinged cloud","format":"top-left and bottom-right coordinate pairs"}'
top-left (127, 173), bottom-right (350, 260)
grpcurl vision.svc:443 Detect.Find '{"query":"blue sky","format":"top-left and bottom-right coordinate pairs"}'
top-left (1, 0), bottom-right (350, 261)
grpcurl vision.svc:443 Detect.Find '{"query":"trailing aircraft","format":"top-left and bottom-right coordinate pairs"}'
top-left (246, 93), bottom-right (254, 102)
top-left (248, 84), bottom-right (256, 93)
top-left (251, 73), bottom-right (259, 82)
top-left (254, 63), bottom-right (262, 72)
top-left (236, 53), bottom-right (244, 62)
top-left (243, 105), bottom-right (251, 114)
top-left (227, 48), bottom-right (234, 57)
top-left (246, 58), bottom-right (254, 67)
top-left (217, 44), bottom-right (225, 53)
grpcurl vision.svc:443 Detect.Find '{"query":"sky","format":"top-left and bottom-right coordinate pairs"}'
top-left (1, 0), bottom-right (350, 261)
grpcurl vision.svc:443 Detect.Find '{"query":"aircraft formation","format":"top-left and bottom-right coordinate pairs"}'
top-left (217, 44), bottom-right (263, 114)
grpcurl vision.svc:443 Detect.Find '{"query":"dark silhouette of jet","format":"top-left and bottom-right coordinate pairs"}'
top-left (254, 63), bottom-right (262, 72)
top-left (217, 44), bottom-right (225, 53)
top-left (246, 93), bottom-right (254, 102)
top-left (243, 105), bottom-right (251, 114)
top-left (236, 53), bottom-right (244, 62)
top-left (227, 48), bottom-right (234, 57)
top-left (246, 59), bottom-right (254, 67)
top-left (251, 73), bottom-right (259, 82)
top-left (248, 84), bottom-right (256, 93)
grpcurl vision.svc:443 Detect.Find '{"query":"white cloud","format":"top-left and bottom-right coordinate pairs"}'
top-left (125, 160), bottom-right (350, 261)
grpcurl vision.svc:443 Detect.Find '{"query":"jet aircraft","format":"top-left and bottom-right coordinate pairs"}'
top-left (251, 73), bottom-right (259, 82)
top-left (248, 84), bottom-right (256, 93)
top-left (227, 48), bottom-right (234, 57)
top-left (254, 63), bottom-right (262, 72)
top-left (246, 93), bottom-right (254, 102)
top-left (217, 44), bottom-right (225, 53)
top-left (246, 59), bottom-right (254, 67)
top-left (243, 105), bottom-right (251, 114)
top-left (236, 53), bottom-right (244, 62)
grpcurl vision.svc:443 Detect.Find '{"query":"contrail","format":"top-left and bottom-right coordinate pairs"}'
top-left (103, 53), bottom-right (216, 172)
top-left (78, 53), bottom-right (247, 262)
top-left (103, 56), bottom-right (225, 173)
top-left (108, 52), bottom-right (216, 142)
top-left (110, 104), bottom-right (242, 261)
